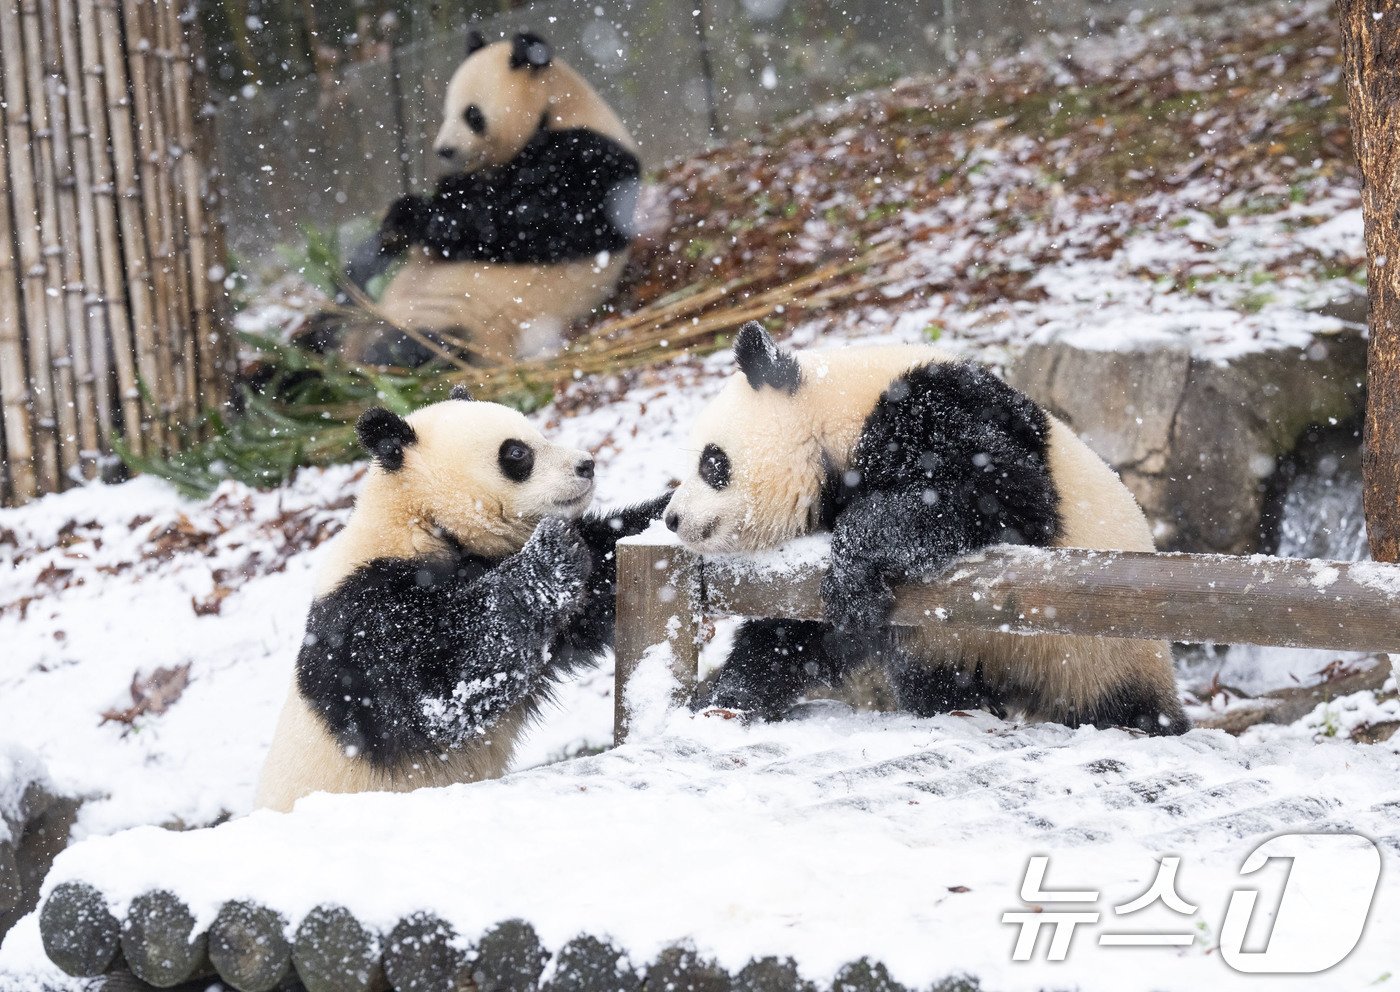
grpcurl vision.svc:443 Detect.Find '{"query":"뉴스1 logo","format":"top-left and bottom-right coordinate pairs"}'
top-left (1002, 832), bottom-right (1381, 973)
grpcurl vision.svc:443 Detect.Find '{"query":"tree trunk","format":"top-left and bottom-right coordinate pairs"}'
top-left (1338, 0), bottom-right (1400, 561)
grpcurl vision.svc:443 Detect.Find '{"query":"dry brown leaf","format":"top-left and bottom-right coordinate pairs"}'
top-left (100, 664), bottom-right (192, 726)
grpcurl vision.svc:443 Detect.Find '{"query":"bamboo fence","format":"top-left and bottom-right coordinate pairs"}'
top-left (0, 0), bottom-right (231, 505)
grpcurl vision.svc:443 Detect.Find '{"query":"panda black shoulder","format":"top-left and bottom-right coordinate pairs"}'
top-left (845, 359), bottom-right (1061, 548)
top-left (295, 548), bottom-right (500, 768)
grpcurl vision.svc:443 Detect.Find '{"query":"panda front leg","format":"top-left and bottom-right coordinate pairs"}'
top-left (300, 518), bottom-right (592, 765)
top-left (822, 488), bottom-right (981, 638)
top-left (378, 195), bottom-right (432, 255)
top-left (695, 618), bottom-right (859, 720)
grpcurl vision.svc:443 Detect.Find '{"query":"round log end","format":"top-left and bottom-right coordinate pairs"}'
top-left (544, 935), bottom-right (639, 992)
top-left (384, 911), bottom-right (472, 992)
top-left (735, 956), bottom-right (814, 992)
top-left (293, 903), bottom-right (383, 992)
top-left (645, 945), bottom-right (731, 992)
top-left (831, 959), bottom-right (906, 992)
top-left (38, 881), bottom-right (120, 977)
top-left (208, 899), bottom-right (291, 992)
top-left (472, 918), bottom-right (547, 992)
top-left (120, 889), bottom-right (207, 987)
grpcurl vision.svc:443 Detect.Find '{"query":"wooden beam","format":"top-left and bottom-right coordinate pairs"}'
top-left (699, 546), bottom-right (1400, 653)
top-left (613, 540), bottom-right (701, 743)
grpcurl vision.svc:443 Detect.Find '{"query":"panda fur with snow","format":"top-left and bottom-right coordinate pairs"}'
top-left (340, 30), bottom-right (641, 366)
top-left (664, 324), bottom-right (1189, 735)
top-left (256, 387), bottom-right (667, 812)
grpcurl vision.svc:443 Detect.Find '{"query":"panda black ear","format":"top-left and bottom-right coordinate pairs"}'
top-left (356, 407), bottom-right (417, 472)
top-left (734, 321), bottom-right (802, 394)
top-left (449, 383), bottom-right (473, 401)
top-left (510, 32), bottom-right (553, 70)
top-left (466, 29), bottom-right (486, 57)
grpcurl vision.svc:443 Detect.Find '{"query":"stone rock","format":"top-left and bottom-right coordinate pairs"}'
top-left (1007, 328), bottom-right (1368, 553)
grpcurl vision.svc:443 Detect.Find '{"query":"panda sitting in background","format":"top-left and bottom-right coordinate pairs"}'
top-left (663, 324), bottom-right (1190, 736)
top-left (338, 30), bottom-right (641, 367)
top-left (256, 386), bottom-right (667, 812)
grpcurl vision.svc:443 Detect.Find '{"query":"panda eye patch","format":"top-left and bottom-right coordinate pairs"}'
top-left (464, 104), bottom-right (486, 134)
top-left (699, 444), bottom-right (731, 490)
top-left (498, 439), bottom-right (534, 482)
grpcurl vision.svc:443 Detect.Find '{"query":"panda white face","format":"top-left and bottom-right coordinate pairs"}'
top-left (433, 33), bottom-right (554, 172)
top-left (665, 326), bottom-right (826, 554)
top-left (356, 390), bottom-right (595, 555)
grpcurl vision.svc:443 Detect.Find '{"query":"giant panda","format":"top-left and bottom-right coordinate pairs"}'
top-left (663, 324), bottom-right (1189, 735)
top-left (339, 30), bottom-right (641, 366)
top-left (256, 387), bottom-right (667, 812)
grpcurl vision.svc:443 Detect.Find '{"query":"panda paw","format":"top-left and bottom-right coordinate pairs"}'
top-left (379, 195), bottom-right (429, 254)
top-left (522, 517), bottom-right (593, 612)
top-left (821, 563), bottom-right (894, 635)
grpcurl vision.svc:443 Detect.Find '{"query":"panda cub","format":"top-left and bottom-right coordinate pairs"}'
top-left (256, 387), bottom-right (666, 812)
top-left (665, 324), bottom-right (1189, 735)
top-left (343, 30), bottom-right (640, 365)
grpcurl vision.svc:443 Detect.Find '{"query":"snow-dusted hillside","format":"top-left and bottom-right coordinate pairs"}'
top-left (2, 0), bottom-right (1397, 987)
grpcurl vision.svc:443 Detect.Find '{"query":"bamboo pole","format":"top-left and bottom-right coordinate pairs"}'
top-left (164, 0), bottom-right (219, 418)
top-left (0, 0), bottom-right (61, 493)
top-left (41, 0), bottom-right (103, 480)
top-left (123, 0), bottom-right (180, 448)
top-left (189, 3), bottom-right (233, 411)
top-left (150, 0), bottom-right (197, 423)
top-left (98, 0), bottom-right (165, 454)
top-left (0, 74), bottom-right (38, 501)
top-left (20, 0), bottom-right (84, 486)
top-left (76, 0), bottom-right (144, 445)
top-left (54, 0), bottom-right (115, 454)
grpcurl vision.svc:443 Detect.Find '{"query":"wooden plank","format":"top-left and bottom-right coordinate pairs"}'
top-left (699, 546), bottom-right (1400, 654)
top-left (613, 541), bottom-right (701, 743)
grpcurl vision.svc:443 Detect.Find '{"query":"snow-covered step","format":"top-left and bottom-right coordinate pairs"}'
top-left (29, 710), bottom-right (1400, 992)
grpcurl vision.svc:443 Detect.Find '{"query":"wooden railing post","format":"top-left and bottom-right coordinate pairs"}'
top-left (614, 539), bottom-right (701, 744)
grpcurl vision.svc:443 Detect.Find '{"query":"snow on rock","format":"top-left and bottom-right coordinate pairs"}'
top-left (11, 711), bottom-right (1400, 992)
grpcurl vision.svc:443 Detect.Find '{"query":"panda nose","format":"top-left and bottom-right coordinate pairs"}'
top-left (575, 458), bottom-right (595, 480)
top-left (436, 145), bottom-right (457, 161)
top-left (665, 511), bottom-right (680, 533)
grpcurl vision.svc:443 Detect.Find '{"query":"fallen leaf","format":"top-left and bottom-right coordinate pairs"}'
top-left (100, 664), bottom-right (192, 726)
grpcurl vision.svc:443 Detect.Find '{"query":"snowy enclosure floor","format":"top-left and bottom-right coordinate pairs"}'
top-left (9, 704), bottom-right (1400, 992)
top-left (0, 0), bottom-right (1394, 987)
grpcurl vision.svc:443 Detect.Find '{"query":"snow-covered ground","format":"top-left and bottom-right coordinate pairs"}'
top-left (2, 0), bottom-right (1397, 987)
